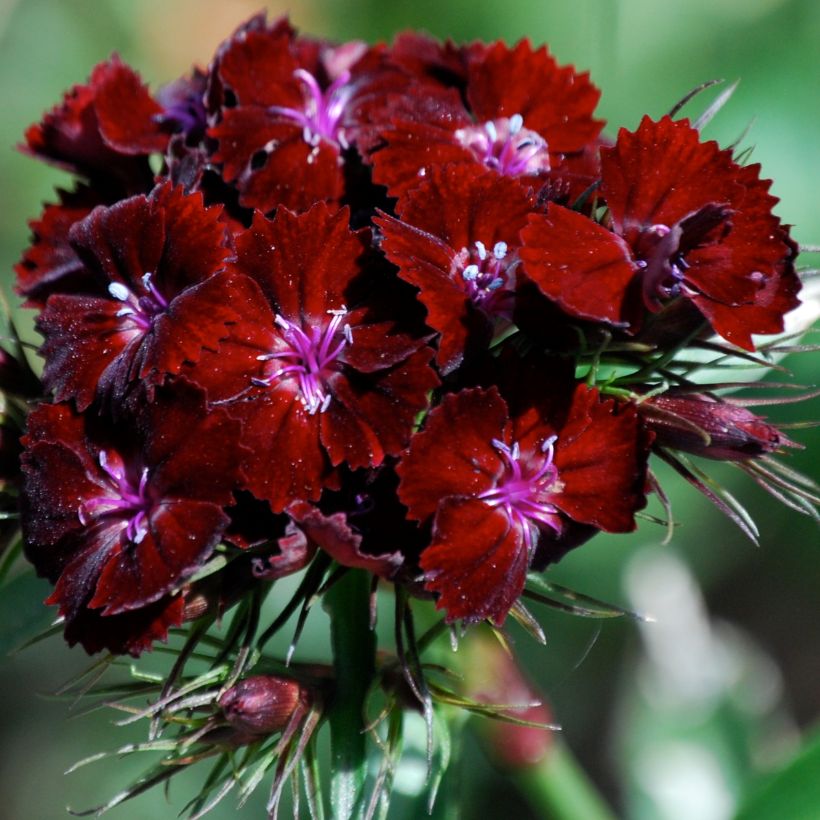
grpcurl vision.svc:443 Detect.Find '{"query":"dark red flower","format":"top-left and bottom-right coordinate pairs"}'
top-left (398, 384), bottom-right (647, 624)
top-left (20, 381), bottom-right (244, 651)
top-left (209, 19), bottom-right (407, 213)
top-left (183, 203), bottom-right (438, 512)
top-left (21, 55), bottom-right (168, 194)
top-left (377, 164), bottom-right (535, 374)
top-left (369, 39), bottom-right (603, 199)
top-left (35, 182), bottom-right (258, 410)
top-left (520, 116), bottom-right (801, 350)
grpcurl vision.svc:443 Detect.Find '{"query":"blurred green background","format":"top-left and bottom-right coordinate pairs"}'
top-left (0, 1), bottom-right (818, 818)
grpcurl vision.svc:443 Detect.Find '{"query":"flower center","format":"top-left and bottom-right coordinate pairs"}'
top-left (478, 437), bottom-right (563, 552)
top-left (253, 307), bottom-right (352, 415)
top-left (109, 273), bottom-right (169, 331)
top-left (455, 240), bottom-right (519, 317)
top-left (454, 114), bottom-right (551, 176)
top-left (78, 451), bottom-right (152, 544)
top-left (269, 68), bottom-right (354, 148)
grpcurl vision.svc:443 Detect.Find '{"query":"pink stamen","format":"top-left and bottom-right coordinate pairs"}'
top-left (78, 451), bottom-right (153, 544)
top-left (454, 115), bottom-right (551, 177)
top-left (269, 69), bottom-right (354, 147)
top-left (254, 308), bottom-right (352, 414)
top-left (479, 437), bottom-right (563, 552)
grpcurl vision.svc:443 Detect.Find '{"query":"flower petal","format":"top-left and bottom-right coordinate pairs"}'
top-left (397, 387), bottom-right (507, 522)
top-left (422, 496), bottom-right (527, 625)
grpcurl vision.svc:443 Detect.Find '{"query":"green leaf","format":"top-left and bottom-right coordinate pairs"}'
top-left (735, 732), bottom-right (820, 820)
top-left (0, 568), bottom-right (58, 655)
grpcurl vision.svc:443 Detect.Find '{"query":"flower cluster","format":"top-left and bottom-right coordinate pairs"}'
top-left (13, 14), bottom-right (812, 656)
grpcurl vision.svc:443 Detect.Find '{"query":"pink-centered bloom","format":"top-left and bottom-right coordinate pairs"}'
top-left (398, 381), bottom-right (649, 624)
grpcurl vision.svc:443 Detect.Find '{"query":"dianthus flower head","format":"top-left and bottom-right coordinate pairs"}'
top-left (20, 381), bottom-right (245, 654)
top-left (520, 116), bottom-right (801, 350)
top-left (398, 375), bottom-right (649, 624)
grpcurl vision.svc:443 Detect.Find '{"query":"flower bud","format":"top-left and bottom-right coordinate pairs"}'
top-left (463, 633), bottom-right (554, 769)
top-left (218, 675), bottom-right (310, 736)
top-left (641, 392), bottom-right (798, 461)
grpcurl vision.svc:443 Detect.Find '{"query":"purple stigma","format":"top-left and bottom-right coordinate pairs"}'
top-left (109, 273), bottom-right (170, 331)
top-left (78, 451), bottom-right (152, 545)
top-left (269, 69), bottom-right (354, 148)
top-left (253, 307), bottom-right (352, 414)
top-left (455, 240), bottom-right (518, 317)
top-left (478, 437), bottom-right (563, 553)
top-left (455, 114), bottom-right (551, 177)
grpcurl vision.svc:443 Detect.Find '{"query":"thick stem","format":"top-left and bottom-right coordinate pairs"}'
top-left (515, 740), bottom-right (619, 820)
top-left (324, 569), bottom-right (376, 820)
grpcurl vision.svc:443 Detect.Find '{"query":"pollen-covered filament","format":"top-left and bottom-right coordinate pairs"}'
top-left (456, 240), bottom-right (518, 317)
top-left (269, 69), bottom-right (354, 147)
top-left (78, 451), bottom-right (152, 545)
top-left (455, 114), bottom-right (551, 177)
top-left (254, 307), bottom-right (352, 415)
top-left (479, 437), bottom-right (563, 552)
top-left (109, 273), bottom-right (169, 331)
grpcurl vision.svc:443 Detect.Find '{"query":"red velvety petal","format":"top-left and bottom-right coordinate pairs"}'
top-left (236, 392), bottom-right (332, 512)
top-left (467, 40), bottom-right (603, 153)
top-left (602, 116), bottom-right (772, 238)
top-left (235, 204), bottom-right (365, 320)
top-left (377, 213), bottom-right (479, 374)
top-left (14, 188), bottom-right (102, 306)
top-left (422, 496), bottom-right (527, 625)
top-left (322, 347), bottom-right (439, 469)
top-left (211, 111), bottom-right (345, 213)
top-left (552, 386), bottom-right (648, 532)
top-left (140, 380), bottom-right (245, 506)
top-left (252, 523), bottom-right (316, 579)
top-left (392, 164), bottom-right (535, 251)
top-left (69, 194), bottom-right (165, 287)
top-left (63, 595), bottom-right (184, 657)
top-left (287, 500), bottom-right (403, 578)
top-left (139, 270), bottom-right (262, 383)
top-left (398, 387), bottom-right (508, 522)
top-left (94, 57), bottom-right (167, 154)
top-left (690, 262), bottom-right (802, 351)
top-left (336, 317), bottom-right (430, 373)
top-left (21, 58), bottom-right (156, 192)
top-left (149, 183), bottom-right (232, 292)
top-left (88, 500), bottom-right (229, 615)
top-left (370, 121), bottom-right (476, 199)
top-left (37, 295), bottom-right (143, 410)
top-left (520, 206), bottom-right (640, 327)
top-left (216, 28), bottom-right (301, 108)
top-left (20, 439), bottom-right (107, 563)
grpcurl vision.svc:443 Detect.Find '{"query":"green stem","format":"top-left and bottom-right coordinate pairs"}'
top-left (324, 569), bottom-right (376, 820)
top-left (515, 740), bottom-right (618, 820)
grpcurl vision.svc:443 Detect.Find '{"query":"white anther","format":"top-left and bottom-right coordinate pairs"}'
top-left (487, 278), bottom-right (504, 290)
top-left (343, 325), bottom-right (353, 343)
top-left (474, 241), bottom-right (487, 260)
top-left (493, 241), bottom-right (508, 260)
top-left (509, 113), bottom-right (524, 134)
top-left (462, 264), bottom-right (480, 281)
top-left (511, 441), bottom-right (520, 460)
top-left (108, 282), bottom-right (130, 301)
top-left (485, 121), bottom-right (498, 142)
